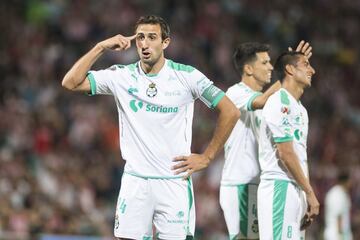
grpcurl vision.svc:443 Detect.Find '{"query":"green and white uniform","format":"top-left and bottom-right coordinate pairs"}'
top-left (257, 88), bottom-right (308, 240)
top-left (220, 82), bottom-right (261, 239)
top-left (87, 59), bottom-right (225, 240)
top-left (324, 185), bottom-right (353, 240)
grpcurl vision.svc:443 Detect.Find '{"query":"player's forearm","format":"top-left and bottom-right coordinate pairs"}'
top-left (252, 81), bottom-right (281, 110)
top-left (203, 99), bottom-right (240, 161)
top-left (278, 146), bottom-right (313, 194)
top-left (62, 44), bottom-right (105, 90)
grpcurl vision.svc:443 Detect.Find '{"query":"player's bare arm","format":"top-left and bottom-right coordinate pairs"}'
top-left (276, 142), bottom-right (320, 221)
top-left (251, 80), bottom-right (281, 110)
top-left (62, 34), bottom-right (136, 92)
top-left (172, 96), bottom-right (240, 179)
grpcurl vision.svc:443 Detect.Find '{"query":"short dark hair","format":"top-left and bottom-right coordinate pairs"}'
top-left (337, 170), bottom-right (350, 184)
top-left (274, 51), bottom-right (304, 81)
top-left (233, 42), bottom-right (270, 77)
top-left (135, 15), bottom-right (170, 40)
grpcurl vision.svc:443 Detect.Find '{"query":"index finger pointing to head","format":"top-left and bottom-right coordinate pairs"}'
top-left (127, 34), bottom-right (137, 41)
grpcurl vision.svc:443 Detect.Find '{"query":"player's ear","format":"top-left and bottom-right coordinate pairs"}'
top-left (244, 64), bottom-right (253, 76)
top-left (285, 64), bottom-right (294, 76)
top-left (162, 38), bottom-right (170, 50)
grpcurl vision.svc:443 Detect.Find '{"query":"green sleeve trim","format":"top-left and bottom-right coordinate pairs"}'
top-left (211, 91), bottom-right (225, 108)
top-left (274, 136), bottom-right (293, 143)
top-left (86, 72), bottom-right (96, 96)
top-left (247, 92), bottom-right (262, 111)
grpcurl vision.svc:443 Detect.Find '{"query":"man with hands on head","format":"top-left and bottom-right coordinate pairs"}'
top-left (257, 46), bottom-right (319, 240)
top-left (62, 15), bottom-right (239, 240)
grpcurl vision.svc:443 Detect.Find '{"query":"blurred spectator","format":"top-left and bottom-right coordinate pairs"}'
top-left (324, 170), bottom-right (353, 240)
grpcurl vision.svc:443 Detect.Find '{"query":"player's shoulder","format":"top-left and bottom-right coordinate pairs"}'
top-left (105, 62), bottom-right (137, 74)
top-left (226, 82), bottom-right (251, 95)
top-left (326, 185), bottom-right (347, 202)
top-left (166, 59), bottom-right (197, 74)
top-left (265, 89), bottom-right (282, 105)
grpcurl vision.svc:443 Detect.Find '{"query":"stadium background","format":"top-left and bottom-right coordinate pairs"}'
top-left (1, 0), bottom-right (359, 239)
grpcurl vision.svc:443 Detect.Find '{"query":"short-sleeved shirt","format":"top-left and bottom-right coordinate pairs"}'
top-left (87, 59), bottom-right (225, 178)
top-left (221, 82), bottom-right (262, 185)
top-left (258, 88), bottom-right (309, 182)
top-left (324, 185), bottom-right (353, 240)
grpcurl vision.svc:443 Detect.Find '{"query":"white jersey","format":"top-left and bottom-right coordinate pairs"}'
top-left (324, 185), bottom-right (353, 240)
top-left (221, 82), bottom-right (262, 185)
top-left (258, 88), bottom-right (309, 182)
top-left (87, 59), bottom-right (225, 178)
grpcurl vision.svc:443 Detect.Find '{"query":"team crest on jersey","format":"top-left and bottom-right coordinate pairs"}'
top-left (146, 83), bottom-right (157, 97)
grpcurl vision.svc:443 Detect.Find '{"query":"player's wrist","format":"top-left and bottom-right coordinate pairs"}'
top-left (304, 188), bottom-right (314, 196)
top-left (202, 153), bottom-right (213, 163)
top-left (94, 43), bottom-right (106, 53)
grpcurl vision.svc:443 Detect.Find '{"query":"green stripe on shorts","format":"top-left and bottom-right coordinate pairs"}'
top-left (238, 184), bottom-right (249, 237)
top-left (273, 180), bottom-right (289, 240)
top-left (187, 178), bottom-right (193, 236)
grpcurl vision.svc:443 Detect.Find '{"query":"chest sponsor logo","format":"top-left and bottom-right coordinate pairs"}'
top-left (129, 100), bottom-right (178, 113)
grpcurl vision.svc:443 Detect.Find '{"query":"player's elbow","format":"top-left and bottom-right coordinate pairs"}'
top-left (252, 96), bottom-right (265, 110)
top-left (233, 107), bottom-right (241, 120)
top-left (227, 105), bottom-right (241, 123)
top-left (61, 75), bottom-right (74, 90)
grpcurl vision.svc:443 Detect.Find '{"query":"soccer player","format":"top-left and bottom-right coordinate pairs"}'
top-left (61, 15), bottom-right (239, 240)
top-left (257, 51), bottom-right (319, 240)
top-left (220, 42), bottom-right (279, 240)
top-left (324, 171), bottom-right (353, 240)
top-left (220, 41), bottom-right (311, 240)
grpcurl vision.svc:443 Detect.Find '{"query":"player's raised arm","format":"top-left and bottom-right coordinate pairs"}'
top-left (251, 80), bottom-right (281, 110)
top-left (173, 96), bottom-right (240, 178)
top-left (61, 34), bottom-right (136, 92)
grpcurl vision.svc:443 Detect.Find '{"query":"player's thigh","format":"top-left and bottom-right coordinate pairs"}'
top-left (114, 174), bottom-right (153, 239)
top-left (258, 180), bottom-right (302, 240)
top-left (220, 184), bottom-right (259, 239)
top-left (153, 178), bottom-right (195, 240)
top-left (220, 185), bottom-right (240, 236)
top-left (281, 183), bottom-right (303, 239)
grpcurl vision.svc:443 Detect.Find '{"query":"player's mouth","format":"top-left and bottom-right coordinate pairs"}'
top-left (142, 51), bottom-right (151, 59)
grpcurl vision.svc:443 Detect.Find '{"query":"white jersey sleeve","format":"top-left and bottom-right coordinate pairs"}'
top-left (186, 68), bottom-right (225, 108)
top-left (226, 83), bottom-right (261, 111)
top-left (87, 65), bottom-right (126, 95)
top-left (263, 90), bottom-right (294, 143)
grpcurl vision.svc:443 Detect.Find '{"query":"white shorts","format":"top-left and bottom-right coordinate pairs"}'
top-left (220, 184), bottom-right (259, 240)
top-left (114, 173), bottom-right (195, 240)
top-left (257, 179), bottom-right (307, 240)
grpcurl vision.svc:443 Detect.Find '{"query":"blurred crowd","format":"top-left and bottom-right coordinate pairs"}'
top-left (1, 0), bottom-right (360, 239)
